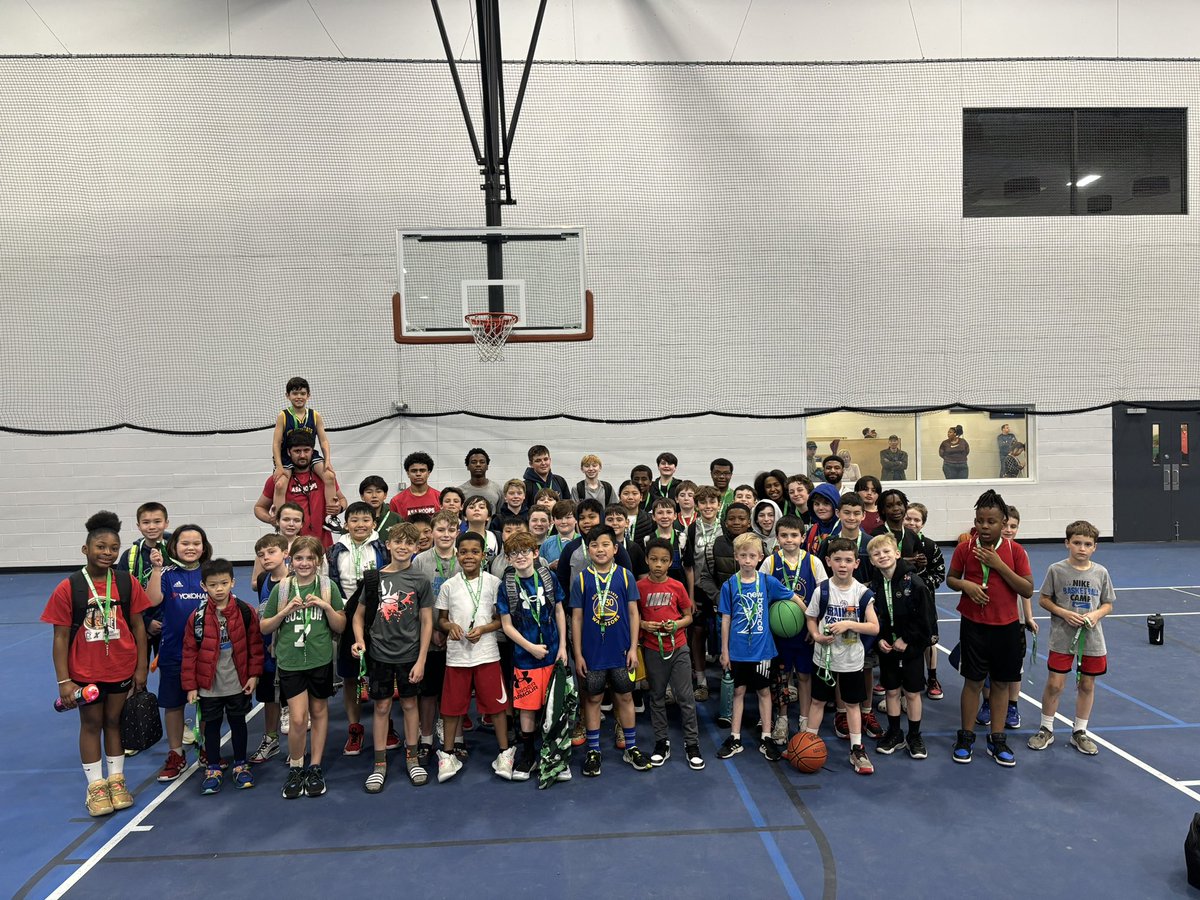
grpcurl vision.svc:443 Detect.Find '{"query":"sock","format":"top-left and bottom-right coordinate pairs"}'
top-left (420, 733), bottom-right (432, 745)
top-left (623, 727), bottom-right (637, 750)
top-left (907, 719), bottom-right (921, 736)
top-left (836, 707), bottom-right (847, 715)
top-left (887, 714), bottom-right (901, 733)
top-left (374, 750), bottom-right (386, 765)
top-left (83, 760), bottom-right (104, 783)
top-left (586, 729), bottom-right (600, 751)
top-left (170, 746), bottom-right (182, 756)
top-left (106, 754), bottom-right (124, 777)
top-left (804, 725), bottom-right (819, 735)
top-left (521, 730), bottom-right (537, 748)
top-left (289, 757), bottom-right (305, 768)
top-left (266, 731), bottom-right (278, 740)
top-left (1074, 718), bottom-right (1088, 734)
top-left (850, 731), bottom-right (862, 746)
top-left (731, 732), bottom-right (741, 741)
top-left (1041, 714), bottom-right (1054, 731)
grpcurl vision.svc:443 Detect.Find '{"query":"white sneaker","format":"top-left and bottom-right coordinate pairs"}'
top-left (182, 719), bottom-right (196, 745)
top-left (771, 715), bottom-right (790, 743)
top-left (280, 708), bottom-right (291, 735)
top-left (492, 747), bottom-right (516, 781)
top-left (556, 768), bottom-right (572, 782)
top-left (436, 749), bottom-right (462, 783)
top-left (796, 715), bottom-right (808, 734)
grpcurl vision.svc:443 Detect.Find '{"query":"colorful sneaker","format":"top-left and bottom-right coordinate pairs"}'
top-left (282, 766), bottom-right (307, 799)
top-left (861, 710), bottom-right (884, 740)
top-left (623, 746), bottom-right (653, 771)
top-left (157, 750), bottom-right (186, 782)
top-left (906, 734), bottom-right (928, 760)
top-left (952, 729), bottom-right (975, 764)
top-left (437, 749), bottom-right (463, 783)
top-left (386, 721), bottom-right (401, 751)
top-left (1005, 703), bottom-right (1021, 730)
top-left (106, 773), bottom-right (134, 810)
top-left (201, 767), bottom-right (223, 795)
top-left (873, 682), bottom-right (887, 696)
top-left (613, 721), bottom-right (626, 750)
top-left (231, 763), bottom-right (254, 790)
top-left (86, 779), bottom-right (114, 817)
top-left (876, 730), bottom-right (906, 755)
top-left (492, 747), bottom-right (516, 780)
top-left (650, 739), bottom-right (671, 767)
top-left (685, 743), bottom-right (705, 770)
top-left (771, 715), bottom-right (790, 744)
top-left (279, 707), bottom-right (291, 735)
top-left (570, 720), bottom-right (587, 747)
top-left (833, 711), bottom-right (849, 740)
top-left (986, 733), bottom-right (1016, 767)
top-left (926, 675), bottom-right (944, 700)
top-left (976, 698), bottom-right (991, 726)
top-left (1027, 727), bottom-right (1055, 751)
top-left (717, 736), bottom-right (743, 759)
top-left (343, 723), bottom-right (365, 756)
top-left (583, 749), bottom-right (603, 777)
top-left (758, 738), bottom-right (782, 762)
top-left (1070, 730), bottom-right (1099, 756)
top-left (849, 744), bottom-right (874, 775)
top-left (304, 764), bottom-right (328, 796)
top-left (250, 734), bottom-right (280, 764)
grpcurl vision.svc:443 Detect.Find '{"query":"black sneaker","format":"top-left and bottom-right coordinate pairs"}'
top-left (715, 714), bottom-right (732, 729)
top-left (650, 740), bottom-right (671, 767)
top-left (685, 743), bottom-right (705, 770)
top-left (304, 764), bottom-right (327, 796)
top-left (717, 736), bottom-right (743, 759)
top-left (583, 749), bottom-right (602, 777)
top-left (623, 747), bottom-right (653, 771)
top-left (876, 730), bottom-right (907, 755)
top-left (282, 766), bottom-right (307, 800)
top-left (952, 729), bottom-right (975, 764)
top-left (512, 747), bottom-right (536, 782)
top-left (907, 734), bottom-right (928, 760)
top-left (986, 733), bottom-right (1016, 767)
top-left (758, 738), bottom-right (781, 762)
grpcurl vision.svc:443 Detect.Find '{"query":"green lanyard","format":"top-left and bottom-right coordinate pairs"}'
top-left (777, 555), bottom-right (802, 593)
top-left (286, 406), bottom-right (309, 430)
top-left (883, 577), bottom-right (897, 643)
top-left (464, 574), bottom-right (484, 630)
top-left (977, 537), bottom-right (1001, 588)
top-left (522, 572), bottom-right (545, 644)
top-left (435, 553), bottom-right (458, 583)
top-left (292, 579), bottom-right (312, 658)
top-left (82, 569), bottom-right (114, 655)
top-left (736, 574), bottom-right (763, 645)
top-left (350, 539), bottom-right (367, 575)
top-left (589, 566), bottom-right (616, 639)
top-left (656, 619), bottom-right (678, 660)
top-left (1073, 626), bottom-right (1087, 684)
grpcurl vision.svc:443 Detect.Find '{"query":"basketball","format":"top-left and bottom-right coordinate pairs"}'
top-left (783, 732), bottom-right (828, 774)
top-left (769, 600), bottom-right (806, 639)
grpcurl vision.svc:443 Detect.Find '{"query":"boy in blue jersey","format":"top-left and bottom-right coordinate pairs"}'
top-left (249, 534), bottom-right (288, 763)
top-left (717, 533), bottom-right (799, 761)
top-left (271, 377), bottom-right (337, 516)
top-left (570, 525), bottom-right (651, 775)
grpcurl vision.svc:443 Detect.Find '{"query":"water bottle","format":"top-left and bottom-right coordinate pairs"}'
top-left (718, 670), bottom-right (735, 726)
top-left (1148, 613), bottom-right (1165, 645)
top-left (54, 683), bottom-right (100, 712)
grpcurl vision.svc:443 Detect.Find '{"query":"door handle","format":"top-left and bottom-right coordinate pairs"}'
top-left (1173, 464), bottom-right (1181, 491)
top-left (1165, 462), bottom-right (1173, 491)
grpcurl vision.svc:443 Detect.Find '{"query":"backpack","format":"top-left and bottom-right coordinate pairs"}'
top-left (192, 596), bottom-right (253, 646)
top-left (1186, 813), bottom-right (1200, 890)
top-left (69, 570), bottom-right (134, 647)
top-left (120, 687), bottom-right (163, 753)
top-left (815, 580), bottom-right (876, 652)
top-left (505, 564), bottom-right (555, 633)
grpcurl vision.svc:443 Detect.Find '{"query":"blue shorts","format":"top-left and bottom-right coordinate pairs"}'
top-left (775, 642), bottom-right (814, 675)
top-left (156, 664), bottom-right (187, 709)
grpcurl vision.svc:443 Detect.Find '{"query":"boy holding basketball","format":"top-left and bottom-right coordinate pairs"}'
top-left (803, 537), bottom-right (879, 775)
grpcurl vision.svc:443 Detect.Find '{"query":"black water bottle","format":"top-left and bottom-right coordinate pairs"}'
top-left (1147, 613), bottom-right (1165, 645)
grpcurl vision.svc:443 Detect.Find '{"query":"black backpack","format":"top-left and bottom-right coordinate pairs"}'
top-left (69, 570), bottom-right (134, 646)
top-left (120, 689), bottom-right (163, 753)
top-left (1186, 813), bottom-right (1200, 889)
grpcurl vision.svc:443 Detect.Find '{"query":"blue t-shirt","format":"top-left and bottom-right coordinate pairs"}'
top-left (763, 551), bottom-right (825, 653)
top-left (156, 565), bottom-right (206, 668)
top-left (497, 570), bottom-right (564, 670)
top-left (539, 533), bottom-right (575, 567)
top-left (569, 565), bottom-right (639, 671)
top-left (718, 571), bottom-right (793, 662)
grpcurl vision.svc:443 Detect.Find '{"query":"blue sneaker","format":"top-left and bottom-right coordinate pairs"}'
top-left (986, 733), bottom-right (1016, 767)
top-left (953, 729), bottom-right (975, 764)
top-left (201, 767), bottom-right (223, 795)
top-left (976, 699), bottom-right (991, 726)
top-left (231, 762), bottom-right (254, 790)
top-left (1004, 703), bottom-right (1021, 730)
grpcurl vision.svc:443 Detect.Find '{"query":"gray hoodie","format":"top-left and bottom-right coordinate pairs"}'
top-left (750, 498), bottom-right (783, 555)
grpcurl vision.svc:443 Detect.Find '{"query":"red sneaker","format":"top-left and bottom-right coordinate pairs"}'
top-left (462, 715), bottom-right (474, 733)
top-left (861, 710), bottom-right (884, 740)
top-left (385, 721), bottom-right (401, 751)
top-left (157, 750), bottom-right (186, 782)
top-left (833, 711), bottom-right (849, 740)
top-left (344, 723), bottom-right (365, 756)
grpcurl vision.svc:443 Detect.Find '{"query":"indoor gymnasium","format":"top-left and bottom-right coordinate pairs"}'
top-left (3, 1), bottom-right (1200, 897)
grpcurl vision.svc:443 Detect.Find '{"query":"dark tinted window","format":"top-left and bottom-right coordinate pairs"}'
top-left (964, 108), bottom-right (1186, 218)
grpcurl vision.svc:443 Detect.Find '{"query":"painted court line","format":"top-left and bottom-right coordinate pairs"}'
top-left (1179, 780), bottom-right (1200, 787)
top-left (1172, 588), bottom-right (1200, 599)
top-left (45, 702), bottom-right (263, 900)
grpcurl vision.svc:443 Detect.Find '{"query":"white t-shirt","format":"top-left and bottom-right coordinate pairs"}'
top-left (806, 580), bottom-right (873, 673)
top-left (435, 571), bottom-right (502, 667)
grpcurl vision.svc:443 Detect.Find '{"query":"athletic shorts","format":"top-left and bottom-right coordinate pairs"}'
top-left (959, 618), bottom-right (1024, 683)
top-left (582, 666), bottom-right (635, 697)
top-left (1048, 651), bottom-right (1107, 677)
top-left (419, 650), bottom-right (446, 699)
top-left (93, 678), bottom-right (133, 699)
top-left (775, 642), bottom-right (814, 675)
top-left (442, 660), bottom-right (508, 716)
top-left (878, 649), bottom-right (926, 694)
top-left (513, 665), bottom-right (554, 711)
top-left (156, 665), bottom-right (186, 709)
top-left (278, 663), bottom-right (336, 701)
top-left (255, 671), bottom-right (278, 705)
top-left (730, 660), bottom-right (772, 692)
top-left (368, 659), bottom-right (421, 701)
top-left (810, 669), bottom-right (866, 705)
top-left (198, 691), bottom-right (252, 722)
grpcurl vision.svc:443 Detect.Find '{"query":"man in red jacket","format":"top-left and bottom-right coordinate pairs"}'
top-left (182, 559), bottom-right (264, 794)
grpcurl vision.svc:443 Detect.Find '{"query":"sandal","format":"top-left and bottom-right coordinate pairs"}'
top-left (364, 767), bottom-right (387, 794)
top-left (406, 753), bottom-right (428, 786)
top-left (453, 740), bottom-right (469, 762)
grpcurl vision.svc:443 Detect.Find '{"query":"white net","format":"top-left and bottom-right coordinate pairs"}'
top-left (465, 312), bottom-right (518, 362)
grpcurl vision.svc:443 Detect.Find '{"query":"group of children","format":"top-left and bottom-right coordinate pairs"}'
top-left (44, 381), bottom-right (1116, 815)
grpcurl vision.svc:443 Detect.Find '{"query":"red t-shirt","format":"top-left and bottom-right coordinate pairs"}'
top-left (261, 470), bottom-right (339, 548)
top-left (635, 576), bottom-right (692, 652)
top-left (388, 487), bottom-right (442, 518)
top-left (951, 537), bottom-right (1031, 626)
top-left (41, 574), bottom-right (151, 683)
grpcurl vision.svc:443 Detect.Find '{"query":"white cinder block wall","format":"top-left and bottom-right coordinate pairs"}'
top-left (0, 409), bottom-right (1111, 568)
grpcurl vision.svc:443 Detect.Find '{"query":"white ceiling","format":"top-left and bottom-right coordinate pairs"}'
top-left (1, 0), bottom-right (1198, 62)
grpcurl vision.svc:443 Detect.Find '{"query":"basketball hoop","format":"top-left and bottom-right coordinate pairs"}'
top-left (464, 311), bottom-right (518, 362)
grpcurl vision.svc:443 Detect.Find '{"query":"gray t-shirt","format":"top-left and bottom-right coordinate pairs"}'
top-left (200, 609), bottom-right (243, 698)
top-left (1040, 559), bottom-right (1115, 657)
top-left (457, 479), bottom-right (503, 511)
top-left (806, 580), bottom-right (873, 673)
top-left (368, 568), bottom-right (436, 664)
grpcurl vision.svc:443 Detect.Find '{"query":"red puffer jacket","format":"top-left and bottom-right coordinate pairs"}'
top-left (181, 598), bottom-right (264, 692)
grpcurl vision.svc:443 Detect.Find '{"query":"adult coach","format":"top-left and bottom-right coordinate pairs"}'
top-left (254, 432), bottom-right (346, 547)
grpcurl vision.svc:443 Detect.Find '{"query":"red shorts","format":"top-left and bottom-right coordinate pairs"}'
top-left (512, 666), bottom-right (553, 711)
top-left (442, 661), bottom-right (509, 716)
top-left (1047, 651), bottom-right (1107, 676)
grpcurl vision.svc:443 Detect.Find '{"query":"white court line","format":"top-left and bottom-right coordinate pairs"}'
top-left (934, 645), bottom-right (1200, 804)
top-left (1179, 780), bottom-right (1200, 787)
top-left (46, 702), bottom-right (263, 900)
top-left (936, 611), bottom-right (1200, 624)
top-left (1172, 588), bottom-right (1200, 599)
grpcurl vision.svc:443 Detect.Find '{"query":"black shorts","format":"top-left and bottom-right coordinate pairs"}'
top-left (368, 658), bottom-right (421, 701)
top-left (93, 678), bottom-right (133, 698)
top-left (959, 618), bottom-right (1023, 684)
top-left (582, 666), bottom-right (635, 697)
top-left (198, 691), bottom-right (252, 722)
top-left (731, 660), bottom-right (772, 692)
top-left (278, 663), bottom-right (336, 702)
top-left (255, 669), bottom-right (278, 704)
top-left (691, 587), bottom-right (716, 627)
top-left (878, 649), bottom-right (926, 694)
top-left (419, 650), bottom-right (446, 699)
top-left (810, 669), bottom-right (866, 705)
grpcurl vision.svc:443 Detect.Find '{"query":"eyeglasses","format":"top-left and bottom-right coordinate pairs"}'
top-left (509, 548), bottom-right (535, 558)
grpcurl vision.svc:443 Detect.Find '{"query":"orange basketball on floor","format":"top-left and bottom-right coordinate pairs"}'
top-left (783, 732), bottom-right (828, 773)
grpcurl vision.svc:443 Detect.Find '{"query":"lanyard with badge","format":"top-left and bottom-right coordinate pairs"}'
top-left (83, 569), bottom-right (114, 655)
top-left (292, 578), bottom-right (312, 654)
top-left (589, 566), bottom-right (615, 641)
top-left (882, 578), bottom-right (898, 643)
top-left (522, 571), bottom-right (545, 644)
top-left (464, 574), bottom-right (484, 631)
top-left (976, 537), bottom-right (1002, 589)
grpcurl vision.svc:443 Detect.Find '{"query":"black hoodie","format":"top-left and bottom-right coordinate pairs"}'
top-left (868, 559), bottom-right (936, 650)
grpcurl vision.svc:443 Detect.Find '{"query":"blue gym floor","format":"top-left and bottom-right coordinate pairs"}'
top-left (4, 543), bottom-right (1199, 899)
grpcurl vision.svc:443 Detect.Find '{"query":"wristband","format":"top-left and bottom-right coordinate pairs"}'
top-left (57, 678), bottom-right (71, 685)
